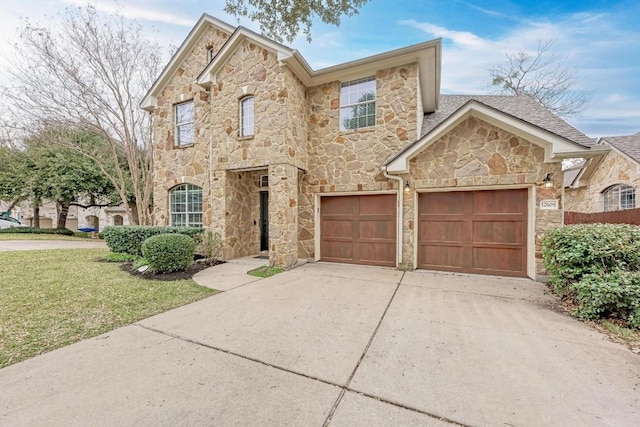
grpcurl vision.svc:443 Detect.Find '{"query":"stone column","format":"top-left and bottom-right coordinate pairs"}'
top-left (209, 168), bottom-right (228, 259)
top-left (268, 163), bottom-right (298, 268)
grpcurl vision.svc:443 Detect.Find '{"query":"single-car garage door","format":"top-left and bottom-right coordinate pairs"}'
top-left (418, 189), bottom-right (528, 277)
top-left (321, 194), bottom-right (396, 267)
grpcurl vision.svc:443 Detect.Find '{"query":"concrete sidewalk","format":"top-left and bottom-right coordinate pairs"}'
top-left (1, 261), bottom-right (639, 426)
top-left (0, 239), bottom-right (107, 251)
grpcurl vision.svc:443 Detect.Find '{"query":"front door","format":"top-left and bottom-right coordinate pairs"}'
top-left (260, 191), bottom-right (269, 251)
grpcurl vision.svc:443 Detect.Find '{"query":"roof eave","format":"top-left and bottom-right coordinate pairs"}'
top-left (140, 14), bottom-right (236, 110)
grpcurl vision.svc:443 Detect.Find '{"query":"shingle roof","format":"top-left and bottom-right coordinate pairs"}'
top-left (601, 133), bottom-right (640, 163)
top-left (420, 95), bottom-right (595, 148)
top-left (563, 159), bottom-right (586, 188)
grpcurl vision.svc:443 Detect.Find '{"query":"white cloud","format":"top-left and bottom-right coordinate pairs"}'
top-left (400, 19), bottom-right (486, 47)
top-left (63, 0), bottom-right (194, 26)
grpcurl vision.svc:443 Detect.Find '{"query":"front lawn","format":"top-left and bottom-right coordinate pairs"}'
top-left (0, 248), bottom-right (215, 368)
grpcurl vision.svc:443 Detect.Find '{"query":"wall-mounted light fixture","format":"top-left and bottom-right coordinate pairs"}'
top-left (404, 181), bottom-right (411, 193)
top-left (542, 173), bottom-right (553, 189)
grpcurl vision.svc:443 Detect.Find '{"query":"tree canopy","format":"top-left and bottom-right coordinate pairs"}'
top-left (224, 0), bottom-right (370, 42)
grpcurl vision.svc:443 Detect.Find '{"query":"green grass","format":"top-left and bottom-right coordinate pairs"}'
top-left (247, 265), bottom-right (284, 278)
top-left (598, 320), bottom-right (640, 349)
top-left (0, 248), bottom-right (215, 368)
top-left (101, 252), bottom-right (137, 263)
top-left (0, 233), bottom-right (89, 241)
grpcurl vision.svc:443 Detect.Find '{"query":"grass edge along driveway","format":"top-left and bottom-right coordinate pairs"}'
top-left (0, 248), bottom-right (215, 368)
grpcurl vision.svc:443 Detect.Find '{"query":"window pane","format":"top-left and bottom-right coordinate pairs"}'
top-left (241, 97), bottom-right (254, 136)
top-left (339, 77), bottom-right (376, 130)
top-left (177, 124), bottom-right (194, 145)
top-left (176, 102), bottom-right (194, 124)
top-left (170, 184), bottom-right (203, 226)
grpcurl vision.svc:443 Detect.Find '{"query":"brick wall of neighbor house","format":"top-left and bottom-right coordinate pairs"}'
top-left (565, 150), bottom-right (640, 212)
top-left (406, 117), bottom-right (562, 276)
top-left (298, 64), bottom-right (419, 259)
top-left (153, 24), bottom-right (231, 227)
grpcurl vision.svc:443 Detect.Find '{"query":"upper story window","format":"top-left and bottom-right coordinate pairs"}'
top-left (175, 101), bottom-right (194, 146)
top-left (603, 184), bottom-right (636, 211)
top-left (340, 76), bottom-right (376, 131)
top-left (240, 96), bottom-right (254, 137)
top-left (170, 184), bottom-right (203, 227)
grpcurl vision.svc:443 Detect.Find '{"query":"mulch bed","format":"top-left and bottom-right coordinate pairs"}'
top-left (121, 260), bottom-right (223, 281)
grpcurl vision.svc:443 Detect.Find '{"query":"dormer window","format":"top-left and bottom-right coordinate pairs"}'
top-left (340, 76), bottom-right (376, 131)
top-left (240, 96), bottom-right (254, 137)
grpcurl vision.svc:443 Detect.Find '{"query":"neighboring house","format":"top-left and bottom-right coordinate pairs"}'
top-left (14, 199), bottom-right (128, 230)
top-left (565, 132), bottom-right (640, 213)
top-left (141, 14), bottom-right (607, 280)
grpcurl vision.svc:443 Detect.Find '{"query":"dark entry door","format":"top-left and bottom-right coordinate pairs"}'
top-left (260, 191), bottom-right (269, 251)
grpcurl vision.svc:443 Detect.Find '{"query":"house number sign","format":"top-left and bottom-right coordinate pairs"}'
top-left (539, 199), bottom-right (559, 210)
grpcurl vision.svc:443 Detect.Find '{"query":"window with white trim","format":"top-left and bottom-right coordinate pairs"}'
top-left (175, 101), bottom-right (194, 146)
top-left (240, 96), bottom-right (254, 137)
top-left (603, 184), bottom-right (636, 211)
top-left (340, 76), bottom-right (376, 131)
top-left (170, 184), bottom-right (203, 227)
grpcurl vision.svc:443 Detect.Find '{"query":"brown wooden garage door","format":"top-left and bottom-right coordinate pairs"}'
top-left (321, 194), bottom-right (396, 267)
top-left (418, 189), bottom-right (528, 277)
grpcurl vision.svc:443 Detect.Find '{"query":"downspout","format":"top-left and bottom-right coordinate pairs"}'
top-left (383, 168), bottom-right (403, 267)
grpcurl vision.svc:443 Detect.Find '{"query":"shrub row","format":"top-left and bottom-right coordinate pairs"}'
top-left (543, 224), bottom-right (640, 328)
top-left (142, 233), bottom-right (196, 273)
top-left (0, 227), bottom-right (74, 236)
top-left (102, 226), bottom-right (202, 256)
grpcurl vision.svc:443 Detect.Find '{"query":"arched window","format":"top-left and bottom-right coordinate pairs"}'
top-left (170, 184), bottom-right (203, 227)
top-left (240, 96), bottom-right (254, 137)
top-left (603, 184), bottom-right (636, 211)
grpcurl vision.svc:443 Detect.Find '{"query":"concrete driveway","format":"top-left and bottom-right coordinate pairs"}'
top-left (1, 261), bottom-right (639, 426)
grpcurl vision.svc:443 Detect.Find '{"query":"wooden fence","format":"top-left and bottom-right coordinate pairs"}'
top-left (564, 208), bottom-right (640, 225)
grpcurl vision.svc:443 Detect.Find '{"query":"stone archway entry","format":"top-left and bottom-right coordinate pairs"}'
top-left (86, 215), bottom-right (100, 231)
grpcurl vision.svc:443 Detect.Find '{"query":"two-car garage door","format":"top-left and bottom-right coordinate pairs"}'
top-left (319, 189), bottom-right (528, 277)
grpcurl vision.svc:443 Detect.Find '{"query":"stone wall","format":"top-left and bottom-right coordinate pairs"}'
top-left (406, 116), bottom-right (563, 276)
top-left (152, 24), bottom-right (231, 228)
top-left (225, 169), bottom-right (266, 259)
top-left (269, 163), bottom-right (299, 267)
top-left (564, 150), bottom-right (640, 212)
top-left (298, 64), bottom-right (419, 259)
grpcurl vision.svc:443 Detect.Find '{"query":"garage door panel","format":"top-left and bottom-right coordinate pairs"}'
top-left (321, 220), bottom-right (354, 238)
top-left (320, 195), bottom-right (396, 267)
top-left (418, 191), bottom-right (465, 214)
top-left (359, 219), bottom-right (395, 240)
top-left (473, 190), bottom-right (527, 214)
top-left (420, 220), bottom-right (463, 243)
top-left (418, 189), bottom-right (528, 277)
top-left (473, 247), bottom-right (524, 274)
top-left (472, 221), bottom-right (524, 244)
top-left (419, 245), bottom-right (463, 270)
top-left (321, 241), bottom-right (353, 261)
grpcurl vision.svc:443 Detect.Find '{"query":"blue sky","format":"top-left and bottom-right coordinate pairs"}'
top-left (1, 0), bottom-right (638, 137)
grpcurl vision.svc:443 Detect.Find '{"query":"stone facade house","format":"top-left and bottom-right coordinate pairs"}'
top-left (565, 132), bottom-right (640, 213)
top-left (142, 14), bottom-right (607, 280)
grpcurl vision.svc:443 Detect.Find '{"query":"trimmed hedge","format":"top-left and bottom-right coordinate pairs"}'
top-left (0, 227), bottom-right (74, 236)
top-left (102, 226), bottom-right (202, 256)
top-left (543, 224), bottom-right (640, 329)
top-left (142, 233), bottom-right (195, 273)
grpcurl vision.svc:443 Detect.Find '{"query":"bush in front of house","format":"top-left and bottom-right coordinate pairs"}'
top-left (142, 233), bottom-right (195, 273)
top-left (102, 226), bottom-right (202, 256)
top-left (572, 271), bottom-right (640, 328)
top-left (542, 223), bottom-right (640, 329)
top-left (0, 227), bottom-right (74, 236)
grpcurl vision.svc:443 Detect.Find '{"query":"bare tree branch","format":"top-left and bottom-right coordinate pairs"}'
top-left (488, 39), bottom-right (592, 118)
top-left (1, 5), bottom-right (162, 224)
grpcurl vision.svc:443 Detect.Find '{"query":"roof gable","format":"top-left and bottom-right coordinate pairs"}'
top-left (141, 14), bottom-right (235, 111)
top-left (600, 133), bottom-right (640, 163)
top-left (385, 97), bottom-right (608, 173)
